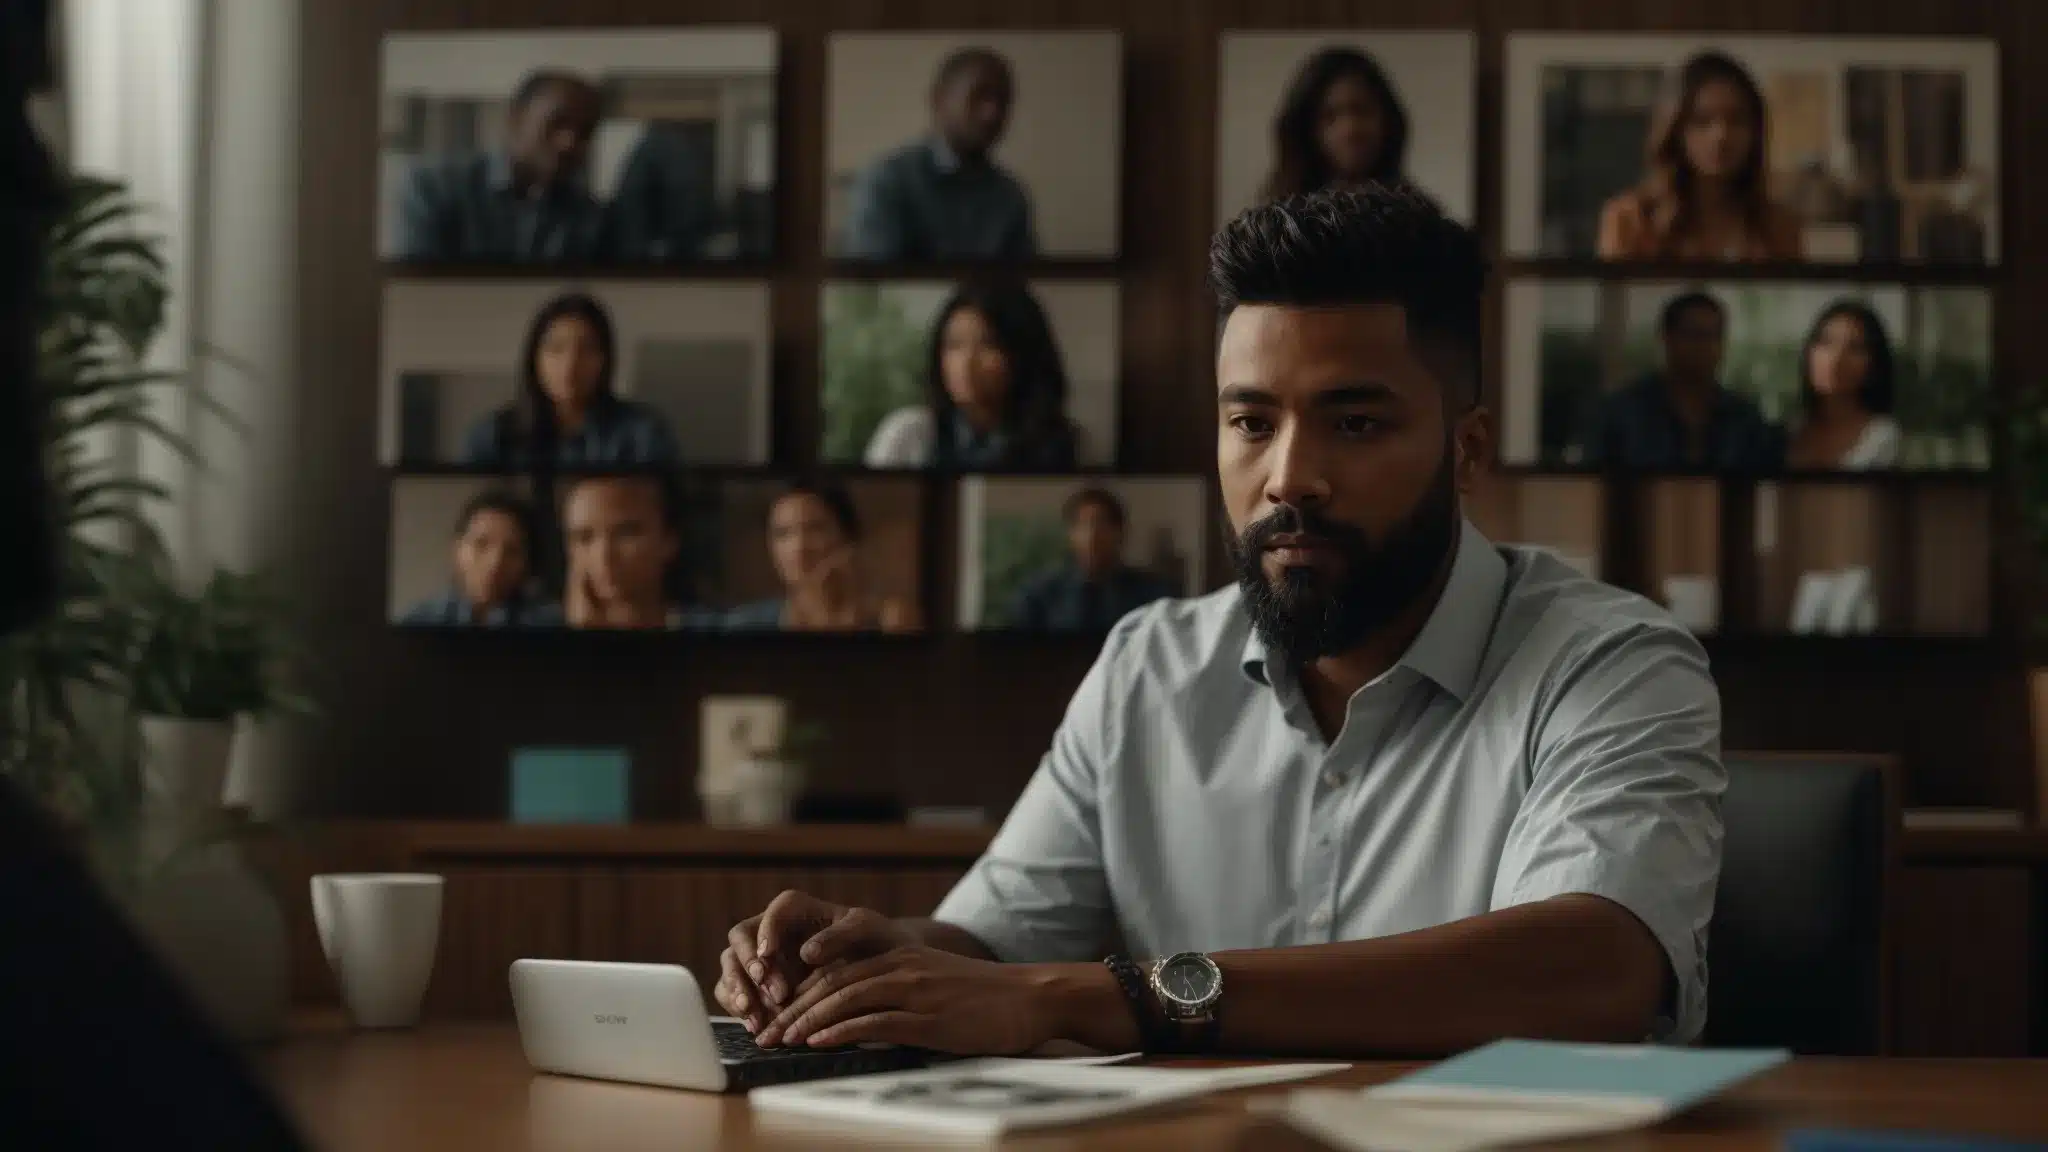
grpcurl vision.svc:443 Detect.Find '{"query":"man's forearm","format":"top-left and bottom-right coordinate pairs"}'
top-left (1036, 895), bottom-right (1666, 1058)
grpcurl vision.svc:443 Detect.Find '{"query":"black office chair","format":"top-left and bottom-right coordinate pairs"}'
top-left (1703, 754), bottom-right (1893, 1055)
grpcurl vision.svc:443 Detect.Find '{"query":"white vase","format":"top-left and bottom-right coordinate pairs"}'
top-left (700, 756), bottom-right (804, 827)
top-left (126, 716), bottom-right (290, 1044)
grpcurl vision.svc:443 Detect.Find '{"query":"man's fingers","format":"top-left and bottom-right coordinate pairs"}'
top-left (715, 947), bottom-right (759, 1027)
top-left (726, 916), bottom-right (765, 985)
top-left (781, 970), bottom-right (917, 1048)
top-left (804, 1011), bottom-right (930, 1050)
top-left (799, 908), bottom-right (884, 969)
top-left (756, 952), bottom-right (902, 1047)
top-left (756, 890), bottom-right (815, 960)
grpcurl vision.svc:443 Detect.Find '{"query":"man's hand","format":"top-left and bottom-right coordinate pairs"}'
top-left (712, 891), bottom-right (914, 1032)
top-left (755, 946), bottom-right (1060, 1055)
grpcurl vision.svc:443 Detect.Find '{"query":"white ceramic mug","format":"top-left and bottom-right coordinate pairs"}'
top-left (311, 873), bottom-right (444, 1029)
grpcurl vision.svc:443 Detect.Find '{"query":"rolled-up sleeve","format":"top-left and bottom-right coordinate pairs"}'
top-left (931, 617), bottom-right (1132, 962)
top-left (1491, 622), bottom-right (1726, 1044)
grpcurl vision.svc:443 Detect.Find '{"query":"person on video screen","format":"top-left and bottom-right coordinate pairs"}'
top-left (460, 292), bottom-right (678, 469)
top-left (1005, 487), bottom-right (1175, 633)
top-left (1585, 291), bottom-right (1782, 472)
top-left (1597, 51), bottom-right (1801, 263)
top-left (394, 69), bottom-right (607, 264)
top-left (1260, 47), bottom-right (1409, 202)
top-left (722, 479), bottom-right (919, 633)
top-left (865, 281), bottom-right (1079, 471)
top-left (839, 48), bottom-right (1037, 262)
top-left (535, 474), bottom-right (690, 630)
top-left (397, 489), bottom-right (541, 627)
top-left (1784, 300), bottom-right (1901, 470)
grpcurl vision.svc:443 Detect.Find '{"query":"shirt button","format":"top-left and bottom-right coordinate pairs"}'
top-left (1307, 910), bottom-right (1331, 931)
top-left (1321, 769), bottom-right (1345, 789)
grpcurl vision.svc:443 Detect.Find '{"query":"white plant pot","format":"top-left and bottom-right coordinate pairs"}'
top-left (126, 715), bottom-right (289, 1044)
top-left (700, 757), bottom-right (804, 828)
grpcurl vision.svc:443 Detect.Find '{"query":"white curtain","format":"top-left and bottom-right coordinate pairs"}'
top-left (60, 0), bottom-right (306, 815)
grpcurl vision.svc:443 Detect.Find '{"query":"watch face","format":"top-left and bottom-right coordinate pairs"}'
top-left (1158, 955), bottom-right (1218, 1006)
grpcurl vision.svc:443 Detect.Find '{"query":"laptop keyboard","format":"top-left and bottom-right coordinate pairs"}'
top-left (713, 1020), bottom-right (852, 1062)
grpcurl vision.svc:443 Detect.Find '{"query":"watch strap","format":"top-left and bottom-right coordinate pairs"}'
top-left (1102, 954), bottom-right (1170, 1053)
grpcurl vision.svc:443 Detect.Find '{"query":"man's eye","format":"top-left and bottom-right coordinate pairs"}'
top-left (1338, 414), bottom-right (1380, 437)
top-left (1229, 414), bottom-right (1273, 439)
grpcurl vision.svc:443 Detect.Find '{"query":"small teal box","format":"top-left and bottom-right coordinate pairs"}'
top-left (510, 747), bottom-right (630, 825)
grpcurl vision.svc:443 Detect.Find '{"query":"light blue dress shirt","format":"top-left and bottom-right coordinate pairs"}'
top-left (933, 520), bottom-right (1726, 1043)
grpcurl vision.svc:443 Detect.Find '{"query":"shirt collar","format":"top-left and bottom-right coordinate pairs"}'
top-left (1238, 518), bottom-right (1507, 703)
top-left (484, 151), bottom-right (589, 200)
top-left (924, 134), bottom-right (965, 174)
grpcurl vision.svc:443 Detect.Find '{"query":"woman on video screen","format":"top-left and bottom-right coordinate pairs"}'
top-left (1784, 300), bottom-right (1901, 470)
top-left (1597, 51), bottom-right (1801, 263)
top-left (863, 281), bottom-right (1079, 471)
top-left (723, 479), bottom-right (918, 633)
top-left (460, 292), bottom-right (680, 468)
top-left (1260, 46), bottom-right (1409, 202)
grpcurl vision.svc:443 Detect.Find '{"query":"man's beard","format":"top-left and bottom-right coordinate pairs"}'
top-left (1227, 454), bottom-right (1459, 670)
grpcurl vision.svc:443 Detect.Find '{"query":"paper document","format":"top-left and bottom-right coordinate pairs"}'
top-left (1257, 1039), bottom-right (1788, 1152)
top-left (748, 1058), bottom-right (1347, 1139)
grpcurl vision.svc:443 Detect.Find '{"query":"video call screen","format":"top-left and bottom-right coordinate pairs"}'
top-left (956, 476), bottom-right (1210, 633)
top-left (1501, 281), bottom-right (1992, 473)
top-left (1504, 34), bottom-right (1999, 265)
top-left (819, 279), bottom-right (1121, 470)
top-left (380, 279), bottom-right (773, 469)
top-left (824, 31), bottom-right (1124, 262)
top-left (1215, 31), bottom-right (1477, 227)
top-left (388, 472), bottom-right (924, 634)
top-left (379, 28), bottom-right (779, 265)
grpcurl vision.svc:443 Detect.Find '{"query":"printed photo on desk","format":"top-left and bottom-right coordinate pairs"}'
top-left (378, 27), bottom-right (777, 265)
top-left (957, 476), bottom-right (1209, 634)
top-left (824, 32), bottom-right (1123, 262)
top-left (1215, 31), bottom-right (1476, 227)
top-left (379, 280), bottom-right (772, 468)
top-left (1745, 480), bottom-right (1991, 636)
top-left (1503, 34), bottom-right (1999, 265)
top-left (387, 473), bottom-right (550, 628)
top-left (1500, 280), bottom-right (1992, 472)
top-left (819, 279), bottom-right (1120, 469)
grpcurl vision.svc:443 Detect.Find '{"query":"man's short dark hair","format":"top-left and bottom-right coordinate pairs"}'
top-left (1208, 185), bottom-right (1487, 409)
top-left (1660, 290), bottom-right (1726, 335)
top-left (778, 476), bottom-right (863, 542)
top-left (933, 47), bottom-right (1011, 94)
top-left (1062, 486), bottom-right (1124, 528)
top-left (510, 69), bottom-right (592, 111)
top-left (455, 488), bottom-right (536, 543)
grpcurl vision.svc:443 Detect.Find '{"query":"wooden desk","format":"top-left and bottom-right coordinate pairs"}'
top-left (262, 1021), bottom-right (2048, 1150)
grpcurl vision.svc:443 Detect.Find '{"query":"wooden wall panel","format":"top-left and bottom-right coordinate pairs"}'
top-left (291, 0), bottom-right (2046, 824)
top-left (424, 868), bottom-right (605, 1020)
top-left (1893, 865), bottom-right (2036, 1055)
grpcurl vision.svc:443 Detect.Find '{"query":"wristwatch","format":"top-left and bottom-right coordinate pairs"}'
top-left (1148, 951), bottom-right (1223, 1050)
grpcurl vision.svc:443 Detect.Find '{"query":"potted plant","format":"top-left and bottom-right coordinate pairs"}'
top-left (0, 174), bottom-right (309, 1041)
top-left (704, 719), bottom-right (826, 828)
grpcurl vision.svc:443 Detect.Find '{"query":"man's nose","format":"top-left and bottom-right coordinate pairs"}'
top-left (1263, 425), bottom-right (1333, 508)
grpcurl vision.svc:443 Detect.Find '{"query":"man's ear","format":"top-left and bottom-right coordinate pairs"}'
top-left (1451, 405), bottom-right (1492, 495)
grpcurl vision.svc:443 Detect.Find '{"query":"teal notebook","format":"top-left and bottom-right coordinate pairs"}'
top-left (1266, 1040), bottom-right (1792, 1151)
top-left (1376, 1039), bottom-right (1790, 1111)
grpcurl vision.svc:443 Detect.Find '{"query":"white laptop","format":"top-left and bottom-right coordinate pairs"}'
top-left (508, 959), bottom-right (929, 1093)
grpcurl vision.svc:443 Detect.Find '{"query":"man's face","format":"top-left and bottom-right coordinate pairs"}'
top-left (1066, 500), bottom-right (1124, 576)
top-left (453, 509), bottom-right (528, 608)
top-left (933, 59), bottom-right (1013, 158)
top-left (507, 79), bottom-right (599, 188)
top-left (1215, 303), bottom-right (1481, 667)
top-left (1662, 304), bottom-right (1726, 383)
top-left (563, 478), bottom-right (676, 610)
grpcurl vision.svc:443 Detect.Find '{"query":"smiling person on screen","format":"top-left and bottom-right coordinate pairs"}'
top-left (713, 185), bottom-right (1725, 1059)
